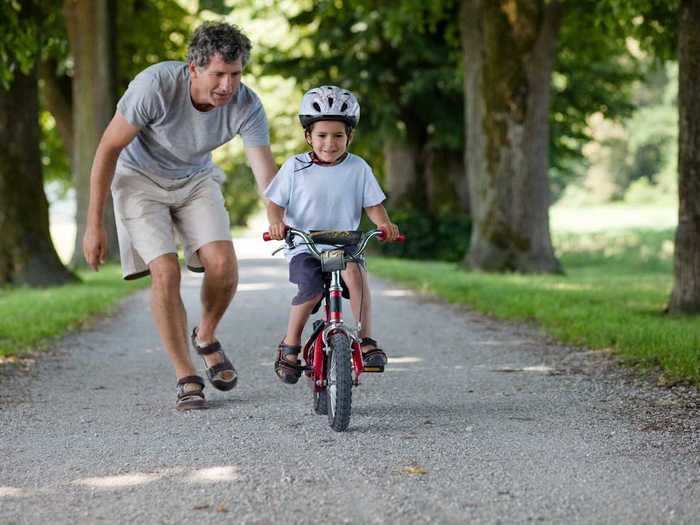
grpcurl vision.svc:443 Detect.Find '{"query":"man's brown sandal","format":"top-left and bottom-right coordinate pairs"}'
top-left (176, 375), bottom-right (208, 411)
top-left (360, 337), bottom-right (387, 373)
top-left (191, 328), bottom-right (238, 391)
top-left (274, 342), bottom-right (303, 384)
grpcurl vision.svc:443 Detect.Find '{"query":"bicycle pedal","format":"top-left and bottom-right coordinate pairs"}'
top-left (363, 366), bottom-right (384, 373)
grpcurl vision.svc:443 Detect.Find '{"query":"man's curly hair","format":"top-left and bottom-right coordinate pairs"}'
top-left (187, 22), bottom-right (252, 68)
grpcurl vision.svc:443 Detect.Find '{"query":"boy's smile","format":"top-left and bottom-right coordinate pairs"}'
top-left (307, 120), bottom-right (351, 164)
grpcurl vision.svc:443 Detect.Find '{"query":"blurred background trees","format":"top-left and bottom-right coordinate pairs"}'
top-left (2, 0), bottom-right (696, 312)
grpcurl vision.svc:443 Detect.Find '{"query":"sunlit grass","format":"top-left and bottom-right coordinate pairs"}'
top-left (370, 228), bottom-right (700, 385)
top-left (0, 266), bottom-right (148, 358)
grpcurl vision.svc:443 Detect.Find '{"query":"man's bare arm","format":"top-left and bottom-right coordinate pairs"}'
top-left (244, 145), bottom-right (277, 194)
top-left (83, 112), bottom-right (140, 270)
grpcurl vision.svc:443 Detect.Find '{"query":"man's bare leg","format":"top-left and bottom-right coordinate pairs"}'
top-left (149, 253), bottom-right (197, 379)
top-left (193, 240), bottom-right (237, 378)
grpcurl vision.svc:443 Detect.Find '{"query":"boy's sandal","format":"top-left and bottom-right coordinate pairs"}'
top-left (191, 328), bottom-right (238, 391)
top-left (361, 337), bottom-right (388, 371)
top-left (274, 342), bottom-right (303, 384)
top-left (176, 375), bottom-right (208, 411)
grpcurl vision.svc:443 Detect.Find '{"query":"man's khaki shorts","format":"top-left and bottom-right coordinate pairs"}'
top-left (111, 164), bottom-right (232, 280)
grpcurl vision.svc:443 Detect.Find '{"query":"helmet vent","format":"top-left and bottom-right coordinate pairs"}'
top-left (328, 97), bottom-right (334, 107)
top-left (340, 102), bottom-right (348, 112)
top-left (312, 102), bottom-right (321, 112)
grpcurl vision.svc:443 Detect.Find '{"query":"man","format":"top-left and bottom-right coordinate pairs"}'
top-left (82, 22), bottom-right (276, 411)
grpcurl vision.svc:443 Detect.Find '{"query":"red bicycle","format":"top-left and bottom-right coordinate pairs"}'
top-left (263, 227), bottom-right (405, 431)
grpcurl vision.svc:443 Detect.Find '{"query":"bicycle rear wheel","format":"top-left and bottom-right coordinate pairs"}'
top-left (326, 333), bottom-right (353, 431)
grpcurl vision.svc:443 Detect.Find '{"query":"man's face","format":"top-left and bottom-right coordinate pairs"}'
top-left (189, 53), bottom-right (243, 109)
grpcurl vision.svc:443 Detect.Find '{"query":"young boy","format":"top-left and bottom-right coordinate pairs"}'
top-left (265, 85), bottom-right (400, 384)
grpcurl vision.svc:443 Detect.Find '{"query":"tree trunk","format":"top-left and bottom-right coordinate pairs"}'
top-left (0, 67), bottom-right (77, 286)
top-left (669, 0), bottom-right (700, 313)
top-left (383, 141), bottom-right (418, 208)
top-left (425, 148), bottom-right (470, 215)
top-left (39, 59), bottom-right (74, 155)
top-left (460, 0), bottom-right (561, 273)
top-left (64, 0), bottom-right (120, 267)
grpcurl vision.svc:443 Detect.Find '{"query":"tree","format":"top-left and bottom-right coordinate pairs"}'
top-left (0, 1), bottom-right (76, 285)
top-left (460, 0), bottom-right (562, 273)
top-left (63, 0), bottom-right (121, 267)
top-left (260, 0), bottom-right (467, 214)
top-left (669, 0), bottom-right (700, 313)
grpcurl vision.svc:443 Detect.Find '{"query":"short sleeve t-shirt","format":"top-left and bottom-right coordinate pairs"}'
top-left (264, 152), bottom-right (386, 259)
top-left (116, 61), bottom-right (269, 179)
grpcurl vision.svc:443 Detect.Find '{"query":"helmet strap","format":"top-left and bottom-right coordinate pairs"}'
top-left (310, 151), bottom-right (348, 166)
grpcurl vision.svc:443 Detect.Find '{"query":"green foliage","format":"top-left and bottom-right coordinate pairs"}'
top-left (363, 208), bottom-right (471, 263)
top-left (219, 161), bottom-right (261, 227)
top-left (370, 227), bottom-right (700, 386)
top-left (115, 0), bottom-right (194, 93)
top-left (0, 265), bottom-right (147, 357)
top-left (560, 61), bottom-right (678, 205)
top-left (0, 0), bottom-right (64, 89)
top-left (39, 111), bottom-right (71, 192)
top-left (259, 0), bottom-right (463, 164)
top-left (550, 0), bottom-right (644, 196)
top-left (593, 0), bottom-right (679, 60)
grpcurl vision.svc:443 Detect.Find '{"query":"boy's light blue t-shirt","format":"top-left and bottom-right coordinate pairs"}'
top-left (116, 61), bottom-right (269, 180)
top-left (264, 152), bottom-right (386, 260)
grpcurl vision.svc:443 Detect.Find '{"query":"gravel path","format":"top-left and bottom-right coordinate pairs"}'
top-left (1, 234), bottom-right (699, 524)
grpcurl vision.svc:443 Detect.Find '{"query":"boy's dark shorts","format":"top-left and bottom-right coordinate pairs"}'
top-left (289, 248), bottom-right (366, 306)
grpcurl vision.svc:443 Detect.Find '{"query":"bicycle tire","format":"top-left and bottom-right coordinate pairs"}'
top-left (326, 333), bottom-right (353, 431)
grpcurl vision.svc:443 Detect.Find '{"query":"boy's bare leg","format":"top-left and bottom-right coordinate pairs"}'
top-left (341, 263), bottom-right (374, 346)
top-left (193, 241), bottom-right (237, 379)
top-left (149, 254), bottom-right (197, 379)
top-left (282, 294), bottom-right (322, 362)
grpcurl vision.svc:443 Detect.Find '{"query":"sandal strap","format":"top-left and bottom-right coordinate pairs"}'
top-left (178, 390), bottom-right (205, 401)
top-left (207, 359), bottom-right (235, 376)
top-left (191, 328), bottom-right (223, 355)
top-left (276, 359), bottom-right (304, 372)
top-left (177, 376), bottom-right (206, 400)
top-left (278, 342), bottom-right (302, 355)
top-left (177, 375), bottom-right (205, 387)
top-left (362, 348), bottom-right (386, 358)
top-left (360, 337), bottom-right (378, 348)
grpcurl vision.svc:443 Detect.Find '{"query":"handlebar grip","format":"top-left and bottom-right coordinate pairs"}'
top-left (377, 230), bottom-right (406, 242)
top-left (262, 232), bottom-right (271, 241)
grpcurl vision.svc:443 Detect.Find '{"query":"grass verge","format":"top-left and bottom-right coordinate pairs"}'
top-left (0, 265), bottom-right (148, 358)
top-left (369, 228), bottom-right (700, 386)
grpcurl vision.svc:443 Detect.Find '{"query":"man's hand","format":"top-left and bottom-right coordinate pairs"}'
top-left (83, 225), bottom-right (108, 271)
top-left (379, 222), bottom-right (400, 242)
top-left (268, 221), bottom-right (287, 240)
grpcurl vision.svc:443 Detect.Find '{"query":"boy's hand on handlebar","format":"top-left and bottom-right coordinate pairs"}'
top-left (379, 222), bottom-right (400, 242)
top-left (268, 222), bottom-right (287, 240)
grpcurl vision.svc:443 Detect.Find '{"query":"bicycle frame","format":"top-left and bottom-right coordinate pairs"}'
top-left (263, 227), bottom-right (405, 430)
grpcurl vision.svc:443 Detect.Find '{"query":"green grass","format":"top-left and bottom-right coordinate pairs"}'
top-left (369, 228), bottom-right (700, 385)
top-left (0, 265), bottom-right (148, 358)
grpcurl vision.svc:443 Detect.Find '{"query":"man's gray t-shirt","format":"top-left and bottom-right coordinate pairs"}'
top-left (264, 152), bottom-right (386, 260)
top-left (116, 61), bottom-right (269, 179)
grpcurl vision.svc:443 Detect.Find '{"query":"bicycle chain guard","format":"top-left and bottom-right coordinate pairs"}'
top-left (320, 249), bottom-right (347, 272)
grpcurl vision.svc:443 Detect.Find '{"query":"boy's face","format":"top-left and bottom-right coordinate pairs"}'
top-left (307, 120), bottom-right (351, 164)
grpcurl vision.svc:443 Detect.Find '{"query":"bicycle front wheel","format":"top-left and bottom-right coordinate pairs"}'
top-left (326, 333), bottom-right (353, 431)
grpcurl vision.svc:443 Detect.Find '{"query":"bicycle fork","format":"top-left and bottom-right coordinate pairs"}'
top-left (314, 270), bottom-right (364, 388)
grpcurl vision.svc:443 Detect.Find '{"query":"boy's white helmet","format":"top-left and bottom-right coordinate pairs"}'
top-left (299, 85), bottom-right (360, 129)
